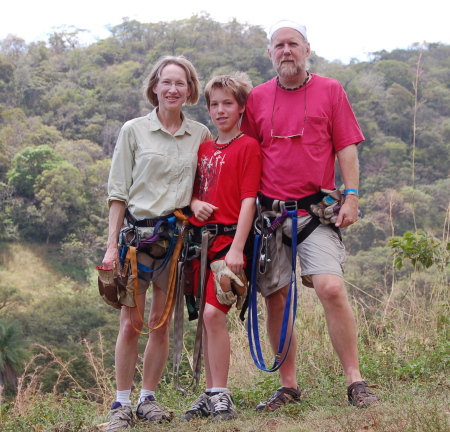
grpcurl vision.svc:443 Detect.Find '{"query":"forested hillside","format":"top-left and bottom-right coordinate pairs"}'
top-left (0, 14), bottom-right (449, 430)
top-left (1, 15), bottom-right (449, 250)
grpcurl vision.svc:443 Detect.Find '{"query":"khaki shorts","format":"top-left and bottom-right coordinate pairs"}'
top-left (256, 214), bottom-right (346, 297)
top-left (136, 243), bottom-right (171, 294)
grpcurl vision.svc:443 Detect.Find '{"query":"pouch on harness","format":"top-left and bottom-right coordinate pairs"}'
top-left (247, 190), bottom-right (343, 372)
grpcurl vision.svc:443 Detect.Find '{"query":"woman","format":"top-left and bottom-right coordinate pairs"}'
top-left (101, 55), bottom-right (211, 432)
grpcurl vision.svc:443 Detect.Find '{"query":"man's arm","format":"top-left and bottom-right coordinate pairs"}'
top-left (335, 144), bottom-right (359, 228)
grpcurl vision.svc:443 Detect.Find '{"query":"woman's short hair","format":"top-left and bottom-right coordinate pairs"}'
top-left (143, 55), bottom-right (201, 107)
top-left (204, 72), bottom-right (253, 109)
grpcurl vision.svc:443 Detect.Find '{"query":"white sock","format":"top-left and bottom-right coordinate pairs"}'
top-left (205, 388), bottom-right (212, 395)
top-left (116, 390), bottom-right (132, 407)
top-left (211, 387), bottom-right (228, 394)
top-left (139, 389), bottom-right (155, 404)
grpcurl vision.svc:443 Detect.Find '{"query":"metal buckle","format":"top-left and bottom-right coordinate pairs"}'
top-left (204, 223), bottom-right (218, 236)
top-left (259, 234), bottom-right (271, 274)
top-left (284, 200), bottom-right (297, 211)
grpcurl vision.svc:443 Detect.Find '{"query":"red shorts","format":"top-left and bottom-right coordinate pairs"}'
top-left (192, 236), bottom-right (247, 314)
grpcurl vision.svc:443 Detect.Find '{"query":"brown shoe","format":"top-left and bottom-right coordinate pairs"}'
top-left (255, 386), bottom-right (301, 411)
top-left (347, 381), bottom-right (380, 407)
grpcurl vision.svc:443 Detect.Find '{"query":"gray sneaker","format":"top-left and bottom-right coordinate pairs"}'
top-left (136, 395), bottom-right (170, 422)
top-left (183, 393), bottom-right (213, 421)
top-left (210, 391), bottom-right (237, 421)
top-left (106, 402), bottom-right (134, 431)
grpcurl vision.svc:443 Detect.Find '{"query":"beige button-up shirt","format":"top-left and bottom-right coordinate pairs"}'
top-left (108, 109), bottom-right (211, 220)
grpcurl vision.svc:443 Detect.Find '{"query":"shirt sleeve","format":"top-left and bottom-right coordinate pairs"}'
top-left (239, 138), bottom-right (262, 200)
top-left (331, 85), bottom-right (364, 152)
top-left (107, 123), bottom-right (135, 205)
top-left (241, 91), bottom-right (261, 143)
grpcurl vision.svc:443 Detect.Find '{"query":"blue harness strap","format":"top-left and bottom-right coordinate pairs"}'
top-left (247, 209), bottom-right (298, 372)
top-left (131, 216), bottom-right (178, 281)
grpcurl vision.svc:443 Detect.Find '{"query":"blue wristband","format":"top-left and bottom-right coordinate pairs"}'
top-left (343, 189), bottom-right (359, 196)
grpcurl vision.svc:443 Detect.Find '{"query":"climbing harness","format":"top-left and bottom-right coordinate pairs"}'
top-left (248, 197), bottom-right (299, 372)
top-left (247, 191), bottom-right (342, 372)
top-left (118, 209), bottom-right (189, 335)
top-left (172, 221), bottom-right (240, 393)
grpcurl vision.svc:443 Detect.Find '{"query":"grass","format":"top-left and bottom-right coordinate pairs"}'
top-left (1, 245), bottom-right (449, 431)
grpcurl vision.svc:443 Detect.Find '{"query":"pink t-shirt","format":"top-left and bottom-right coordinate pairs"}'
top-left (241, 74), bottom-right (364, 202)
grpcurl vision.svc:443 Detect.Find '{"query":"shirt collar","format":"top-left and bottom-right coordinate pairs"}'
top-left (147, 109), bottom-right (191, 136)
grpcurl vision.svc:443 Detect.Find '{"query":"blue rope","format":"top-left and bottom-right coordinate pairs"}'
top-left (247, 210), bottom-right (298, 372)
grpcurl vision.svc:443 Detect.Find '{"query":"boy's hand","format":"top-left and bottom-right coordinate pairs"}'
top-left (191, 198), bottom-right (218, 222)
top-left (225, 248), bottom-right (244, 274)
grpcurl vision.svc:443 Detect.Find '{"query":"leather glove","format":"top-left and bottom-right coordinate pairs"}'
top-left (310, 189), bottom-right (344, 225)
top-left (210, 260), bottom-right (248, 309)
top-left (97, 262), bottom-right (122, 309)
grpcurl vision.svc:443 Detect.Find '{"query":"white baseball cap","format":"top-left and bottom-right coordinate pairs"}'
top-left (268, 20), bottom-right (308, 41)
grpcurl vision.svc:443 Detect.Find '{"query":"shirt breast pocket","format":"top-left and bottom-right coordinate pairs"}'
top-left (302, 116), bottom-right (330, 147)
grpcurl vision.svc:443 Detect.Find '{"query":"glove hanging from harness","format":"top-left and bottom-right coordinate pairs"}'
top-left (310, 188), bottom-right (361, 226)
top-left (97, 261), bottom-right (126, 310)
top-left (210, 259), bottom-right (248, 310)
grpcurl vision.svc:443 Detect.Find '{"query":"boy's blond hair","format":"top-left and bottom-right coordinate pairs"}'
top-left (204, 72), bottom-right (253, 109)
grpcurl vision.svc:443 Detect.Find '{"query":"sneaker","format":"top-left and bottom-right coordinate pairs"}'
top-left (183, 392), bottom-right (213, 421)
top-left (136, 395), bottom-right (171, 422)
top-left (347, 381), bottom-right (380, 407)
top-left (210, 391), bottom-right (237, 421)
top-left (106, 402), bottom-right (134, 431)
top-left (255, 386), bottom-right (301, 411)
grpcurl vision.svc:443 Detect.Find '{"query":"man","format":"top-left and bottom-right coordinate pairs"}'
top-left (240, 19), bottom-right (380, 409)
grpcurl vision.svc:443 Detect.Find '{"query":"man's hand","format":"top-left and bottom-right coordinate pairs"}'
top-left (190, 198), bottom-right (219, 222)
top-left (334, 195), bottom-right (359, 228)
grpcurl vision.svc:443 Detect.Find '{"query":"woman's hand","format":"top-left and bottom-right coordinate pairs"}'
top-left (102, 246), bottom-right (119, 271)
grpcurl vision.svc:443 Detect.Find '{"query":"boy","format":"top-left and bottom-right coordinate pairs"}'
top-left (183, 72), bottom-right (262, 421)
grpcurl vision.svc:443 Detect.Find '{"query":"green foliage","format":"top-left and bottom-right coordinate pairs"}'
top-left (0, 285), bottom-right (26, 313)
top-left (342, 218), bottom-right (387, 254)
top-left (0, 20), bottom-right (450, 429)
top-left (374, 59), bottom-right (414, 90)
top-left (359, 326), bottom-right (450, 383)
top-left (33, 162), bottom-right (88, 242)
top-left (0, 18), bottom-right (449, 251)
top-left (0, 320), bottom-right (30, 389)
top-left (24, 293), bottom-right (107, 346)
top-left (388, 230), bottom-right (450, 270)
top-left (7, 145), bottom-right (63, 198)
top-left (1, 393), bottom-right (99, 432)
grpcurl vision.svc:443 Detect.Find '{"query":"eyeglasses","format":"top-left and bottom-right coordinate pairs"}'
top-left (159, 80), bottom-right (188, 89)
top-left (270, 81), bottom-right (307, 139)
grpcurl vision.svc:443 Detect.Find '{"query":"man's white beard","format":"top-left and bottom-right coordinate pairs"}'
top-left (275, 60), bottom-right (304, 79)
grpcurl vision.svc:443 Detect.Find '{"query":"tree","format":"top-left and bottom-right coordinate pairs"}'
top-left (0, 286), bottom-right (25, 313)
top-left (0, 320), bottom-right (29, 389)
top-left (374, 59), bottom-right (414, 91)
top-left (34, 162), bottom-right (87, 243)
top-left (7, 145), bottom-right (63, 198)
